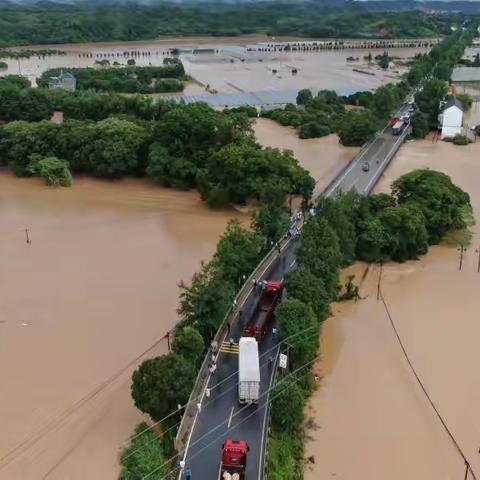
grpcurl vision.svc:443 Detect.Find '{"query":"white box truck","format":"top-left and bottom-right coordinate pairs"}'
top-left (238, 337), bottom-right (260, 404)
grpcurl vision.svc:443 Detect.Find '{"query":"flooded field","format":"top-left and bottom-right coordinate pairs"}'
top-left (305, 137), bottom-right (480, 479)
top-left (0, 36), bottom-right (428, 92)
top-left (0, 116), bottom-right (355, 478)
top-left (185, 47), bottom-right (428, 94)
top-left (0, 173), bottom-right (245, 480)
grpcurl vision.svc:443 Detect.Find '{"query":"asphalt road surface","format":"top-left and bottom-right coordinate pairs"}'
top-left (179, 103), bottom-right (411, 480)
top-left (324, 103), bottom-right (411, 197)
top-left (180, 237), bottom-right (298, 480)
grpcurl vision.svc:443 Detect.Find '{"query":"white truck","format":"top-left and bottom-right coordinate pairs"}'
top-left (238, 337), bottom-right (260, 404)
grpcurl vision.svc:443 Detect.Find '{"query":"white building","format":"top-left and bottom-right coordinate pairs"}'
top-left (439, 97), bottom-right (464, 139)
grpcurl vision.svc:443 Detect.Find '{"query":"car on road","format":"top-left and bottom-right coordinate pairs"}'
top-left (362, 161), bottom-right (370, 172)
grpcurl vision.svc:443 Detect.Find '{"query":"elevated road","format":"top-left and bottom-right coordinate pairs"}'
top-left (178, 103), bottom-right (411, 480)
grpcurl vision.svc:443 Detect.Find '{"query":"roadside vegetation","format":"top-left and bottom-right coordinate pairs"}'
top-left (0, 5), bottom-right (462, 48)
top-left (267, 169), bottom-right (472, 478)
top-left (263, 29), bottom-right (474, 145)
top-left (37, 59), bottom-right (186, 94)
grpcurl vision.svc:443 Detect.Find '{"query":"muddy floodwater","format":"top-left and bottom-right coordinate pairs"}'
top-left (254, 118), bottom-right (359, 197)
top-left (0, 118), bottom-right (355, 478)
top-left (1, 35), bottom-right (428, 92)
top-left (0, 173), bottom-right (246, 480)
top-left (305, 137), bottom-right (480, 479)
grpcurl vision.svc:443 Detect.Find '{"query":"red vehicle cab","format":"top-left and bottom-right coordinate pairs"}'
top-left (221, 439), bottom-right (249, 479)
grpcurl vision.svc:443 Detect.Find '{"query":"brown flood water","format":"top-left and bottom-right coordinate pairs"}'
top-left (0, 173), bottom-right (245, 480)
top-left (305, 136), bottom-right (480, 479)
top-left (0, 119), bottom-right (353, 478)
top-left (254, 118), bottom-right (360, 197)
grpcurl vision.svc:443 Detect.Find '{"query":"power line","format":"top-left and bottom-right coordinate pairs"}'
top-left (380, 291), bottom-right (477, 480)
top-left (0, 332), bottom-right (170, 471)
top-left (145, 353), bottom-right (320, 480)
top-left (121, 324), bottom-right (318, 449)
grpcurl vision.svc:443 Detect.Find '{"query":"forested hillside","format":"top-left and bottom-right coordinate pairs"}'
top-left (0, 2), bottom-right (467, 47)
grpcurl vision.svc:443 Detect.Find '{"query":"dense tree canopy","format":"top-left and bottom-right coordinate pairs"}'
top-left (37, 60), bottom-right (185, 94)
top-left (391, 169), bottom-right (471, 243)
top-left (131, 353), bottom-right (196, 422)
top-left (0, 5), bottom-right (457, 48)
top-left (337, 109), bottom-right (376, 146)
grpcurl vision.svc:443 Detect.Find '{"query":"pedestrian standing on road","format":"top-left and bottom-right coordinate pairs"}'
top-left (272, 326), bottom-right (277, 339)
top-left (177, 403), bottom-right (183, 414)
top-left (253, 278), bottom-right (257, 289)
top-left (205, 387), bottom-right (211, 399)
top-left (196, 402), bottom-right (202, 414)
top-left (179, 459), bottom-right (185, 473)
top-left (211, 340), bottom-right (218, 354)
top-left (211, 363), bottom-right (217, 374)
top-left (232, 298), bottom-right (237, 309)
top-left (185, 467), bottom-right (192, 480)
top-left (229, 338), bottom-right (234, 349)
top-left (268, 356), bottom-right (273, 368)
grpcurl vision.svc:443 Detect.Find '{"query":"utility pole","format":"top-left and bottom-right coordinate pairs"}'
top-left (458, 244), bottom-right (467, 271)
top-left (25, 228), bottom-right (31, 244)
top-left (464, 460), bottom-right (469, 480)
top-left (475, 247), bottom-right (480, 273)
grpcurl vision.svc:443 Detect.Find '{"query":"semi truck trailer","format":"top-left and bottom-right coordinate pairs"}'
top-left (238, 337), bottom-right (260, 404)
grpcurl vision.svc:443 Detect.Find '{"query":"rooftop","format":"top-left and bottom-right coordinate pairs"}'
top-left (451, 66), bottom-right (480, 82)
top-left (442, 97), bottom-right (464, 112)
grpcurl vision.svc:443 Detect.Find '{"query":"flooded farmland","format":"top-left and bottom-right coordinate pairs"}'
top-left (305, 137), bottom-right (480, 480)
top-left (0, 173), bottom-right (245, 480)
top-left (0, 113), bottom-right (357, 478)
top-left (1, 36), bottom-right (428, 93)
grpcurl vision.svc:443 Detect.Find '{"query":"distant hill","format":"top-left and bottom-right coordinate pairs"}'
top-left (3, 0), bottom-right (480, 13)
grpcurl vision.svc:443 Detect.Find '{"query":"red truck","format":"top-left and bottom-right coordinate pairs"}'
top-left (220, 439), bottom-right (249, 480)
top-left (243, 280), bottom-right (283, 341)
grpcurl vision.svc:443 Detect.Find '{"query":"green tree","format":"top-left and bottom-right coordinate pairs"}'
top-left (131, 353), bottom-right (196, 421)
top-left (298, 122), bottom-right (330, 139)
top-left (172, 326), bottom-right (205, 365)
top-left (276, 299), bottom-right (319, 369)
top-left (284, 266), bottom-right (330, 321)
top-left (296, 89), bottom-right (313, 106)
top-left (380, 203), bottom-right (429, 261)
top-left (178, 261), bottom-right (234, 341)
top-left (147, 143), bottom-right (197, 189)
top-left (356, 217), bottom-right (397, 262)
top-left (337, 109), bottom-right (376, 146)
top-left (316, 194), bottom-right (357, 265)
top-left (391, 169), bottom-right (471, 243)
top-left (252, 204), bottom-right (290, 247)
top-left (378, 51), bottom-right (391, 69)
top-left (370, 85), bottom-right (396, 119)
top-left (297, 217), bottom-right (342, 298)
top-left (271, 381), bottom-right (305, 432)
top-left (456, 93), bottom-right (473, 111)
top-left (410, 111), bottom-right (430, 139)
top-left (119, 423), bottom-right (167, 480)
top-left (415, 78), bottom-right (448, 128)
top-left (214, 219), bottom-right (263, 286)
top-left (127, 58), bottom-right (136, 66)
top-left (27, 155), bottom-right (73, 187)
top-left (91, 117), bottom-right (149, 178)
